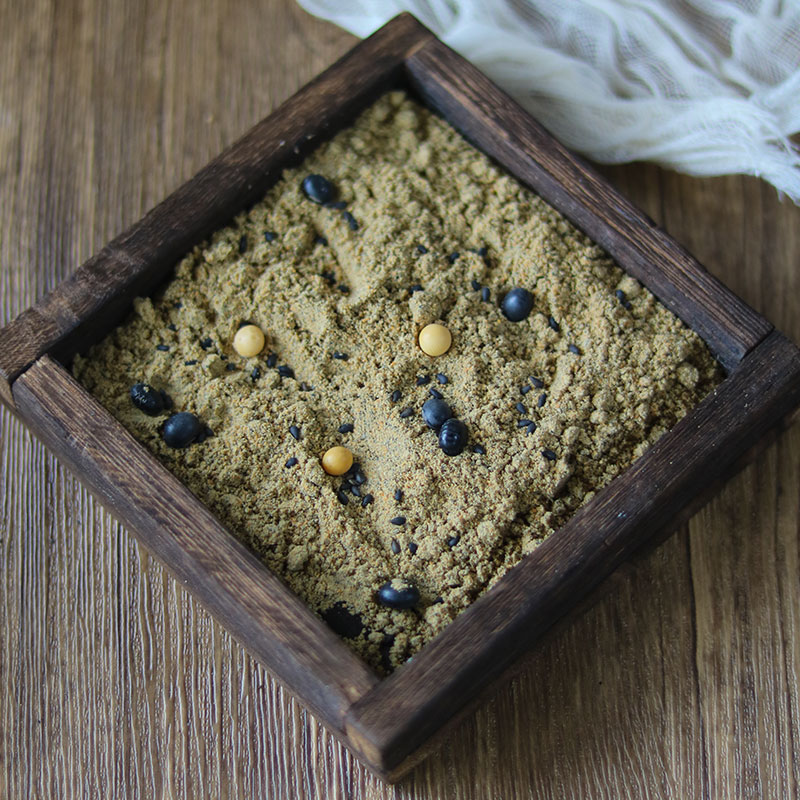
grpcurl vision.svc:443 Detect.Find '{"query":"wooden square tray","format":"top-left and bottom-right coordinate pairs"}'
top-left (1, 13), bottom-right (799, 782)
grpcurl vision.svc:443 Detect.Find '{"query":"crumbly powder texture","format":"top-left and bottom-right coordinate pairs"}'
top-left (73, 92), bottom-right (721, 673)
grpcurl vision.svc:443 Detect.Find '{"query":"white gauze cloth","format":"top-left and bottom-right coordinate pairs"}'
top-left (297, 0), bottom-right (800, 202)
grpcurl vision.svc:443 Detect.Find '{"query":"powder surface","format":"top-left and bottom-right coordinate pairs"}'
top-left (73, 92), bottom-right (721, 673)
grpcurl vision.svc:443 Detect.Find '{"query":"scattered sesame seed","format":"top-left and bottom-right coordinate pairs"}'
top-left (226, 363), bottom-right (237, 371)
top-left (470, 279), bottom-right (482, 291)
top-left (527, 422), bottom-right (537, 434)
top-left (238, 235), bottom-right (248, 254)
top-left (390, 516), bottom-right (406, 526)
top-left (429, 388), bottom-right (443, 399)
top-left (321, 270), bottom-right (336, 285)
top-left (416, 374), bottom-right (431, 386)
top-left (481, 287), bottom-right (491, 302)
top-left (391, 539), bottom-right (401, 554)
top-left (518, 419), bottom-right (532, 427)
top-left (278, 365), bottom-right (294, 378)
top-left (156, 344), bottom-right (170, 351)
top-left (289, 425), bottom-right (301, 440)
top-left (568, 344), bottom-right (581, 355)
top-left (520, 385), bottom-right (531, 395)
top-left (361, 493), bottom-right (374, 507)
top-left (350, 484), bottom-right (362, 497)
top-left (338, 423), bottom-right (354, 434)
top-left (315, 234), bottom-right (328, 246)
top-left (409, 284), bottom-right (423, 294)
top-left (390, 389), bottom-right (402, 403)
top-left (399, 407), bottom-right (414, 419)
top-left (342, 211), bottom-right (359, 230)
top-left (353, 471), bottom-right (366, 485)
top-left (416, 244), bottom-right (428, 254)
top-left (184, 359), bottom-right (197, 366)
top-left (333, 352), bottom-right (349, 360)
top-left (436, 373), bottom-right (448, 384)
top-left (615, 289), bottom-right (627, 303)
top-left (447, 536), bottom-right (460, 548)
top-left (471, 444), bottom-right (486, 455)
top-left (477, 246), bottom-right (488, 257)
top-left (266, 353), bottom-right (277, 368)
top-left (167, 323), bottom-right (177, 331)
top-left (408, 542), bottom-right (418, 555)
top-left (516, 402), bottom-right (527, 415)
top-left (538, 393), bottom-right (547, 408)
top-left (338, 284), bottom-right (350, 294)
top-left (394, 489), bottom-right (403, 502)
top-left (530, 376), bottom-right (544, 388)
top-left (264, 231), bottom-right (277, 242)
top-left (542, 449), bottom-right (557, 461)
top-left (336, 488), bottom-right (349, 505)
top-left (200, 337), bottom-right (213, 349)
top-left (448, 251), bottom-right (460, 263)
top-left (285, 457), bottom-right (298, 468)
top-left (173, 301), bottom-right (183, 309)
top-left (548, 316), bottom-right (560, 332)
top-left (250, 367), bottom-right (261, 380)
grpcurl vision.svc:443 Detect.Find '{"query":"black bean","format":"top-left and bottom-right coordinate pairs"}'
top-left (302, 174), bottom-right (335, 204)
top-left (130, 383), bottom-right (165, 416)
top-left (422, 398), bottom-right (452, 429)
top-left (285, 457), bottom-right (298, 468)
top-left (542, 449), bottom-right (557, 461)
top-left (390, 516), bottom-right (406, 526)
top-left (376, 580), bottom-right (419, 609)
top-left (399, 407), bottom-right (414, 419)
top-left (321, 603), bottom-right (363, 639)
top-left (361, 493), bottom-right (374, 507)
top-left (162, 412), bottom-right (202, 449)
top-left (338, 423), bottom-right (354, 434)
top-left (438, 418), bottom-right (468, 456)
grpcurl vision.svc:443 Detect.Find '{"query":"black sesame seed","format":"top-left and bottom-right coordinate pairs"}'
top-left (394, 489), bottom-right (403, 502)
top-left (542, 449), bottom-right (557, 461)
top-left (448, 251), bottom-right (460, 263)
top-left (338, 423), bottom-right (354, 434)
top-left (416, 244), bottom-right (428, 254)
top-left (336, 488), bottom-right (349, 505)
top-left (251, 367), bottom-right (261, 380)
top-left (278, 365), bottom-right (294, 378)
top-left (156, 344), bottom-right (170, 351)
top-left (200, 337), bottom-right (213, 350)
top-left (527, 422), bottom-right (537, 434)
top-left (518, 419), bottom-right (533, 428)
top-left (390, 389), bottom-right (402, 403)
top-left (333, 352), bottom-right (349, 360)
top-left (225, 363), bottom-right (237, 371)
top-left (429, 388), bottom-right (443, 400)
top-left (390, 538), bottom-right (401, 554)
top-left (516, 402), bottom-right (527, 415)
top-left (477, 246), bottom-right (488, 257)
top-left (264, 231), bottom-right (277, 242)
top-left (338, 284), bottom-right (350, 294)
top-left (416, 374), bottom-right (431, 386)
top-left (481, 287), bottom-right (491, 302)
top-left (238, 235), bottom-right (248, 254)
top-left (185, 359), bottom-right (198, 366)
top-left (472, 444), bottom-right (486, 455)
top-left (342, 211), bottom-right (359, 231)
top-left (361, 493), bottom-right (374, 507)
top-left (263, 353), bottom-right (276, 368)
top-left (350, 484), bottom-right (362, 497)
top-left (615, 289), bottom-right (627, 303)
top-left (353, 471), bottom-right (366, 486)
top-left (289, 425), bottom-right (301, 440)
top-left (568, 344), bottom-right (581, 355)
top-left (390, 516), bottom-right (406, 526)
top-left (285, 457), bottom-right (298, 468)
top-left (447, 536), bottom-right (460, 548)
top-left (302, 174), bottom-right (335, 204)
top-left (436, 373), bottom-right (448, 384)
top-left (321, 270), bottom-right (336, 285)
top-left (399, 407), bottom-right (414, 419)
top-left (470, 279), bottom-right (482, 291)
top-left (538, 393), bottom-right (547, 408)
top-left (408, 542), bottom-right (418, 555)
top-left (315, 234), bottom-right (328, 246)
top-left (548, 316), bottom-right (560, 332)
top-left (530, 376), bottom-right (544, 389)
top-left (173, 301), bottom-right (183, 309)
top-left (167, 323), bottom-right (177, 332)
top-left (409, 284), bottom-right (423, 294)
top-left (520, 385), bottom-right (531, 395)
top-left (300, 382), bottom-right (312, 392)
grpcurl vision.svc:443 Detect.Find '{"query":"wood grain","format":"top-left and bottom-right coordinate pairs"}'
top-left (2, 0), bottom-right (800, 797)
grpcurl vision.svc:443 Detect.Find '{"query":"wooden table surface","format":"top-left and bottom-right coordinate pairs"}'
top-left (2, 1), bottom-right (799, 797)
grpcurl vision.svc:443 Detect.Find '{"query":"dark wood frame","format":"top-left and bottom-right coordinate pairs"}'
top-left (2, 14), bottom-right (799, 782)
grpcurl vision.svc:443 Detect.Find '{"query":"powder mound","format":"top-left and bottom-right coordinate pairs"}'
top-left (73, 92), bottom-right (721, 672)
